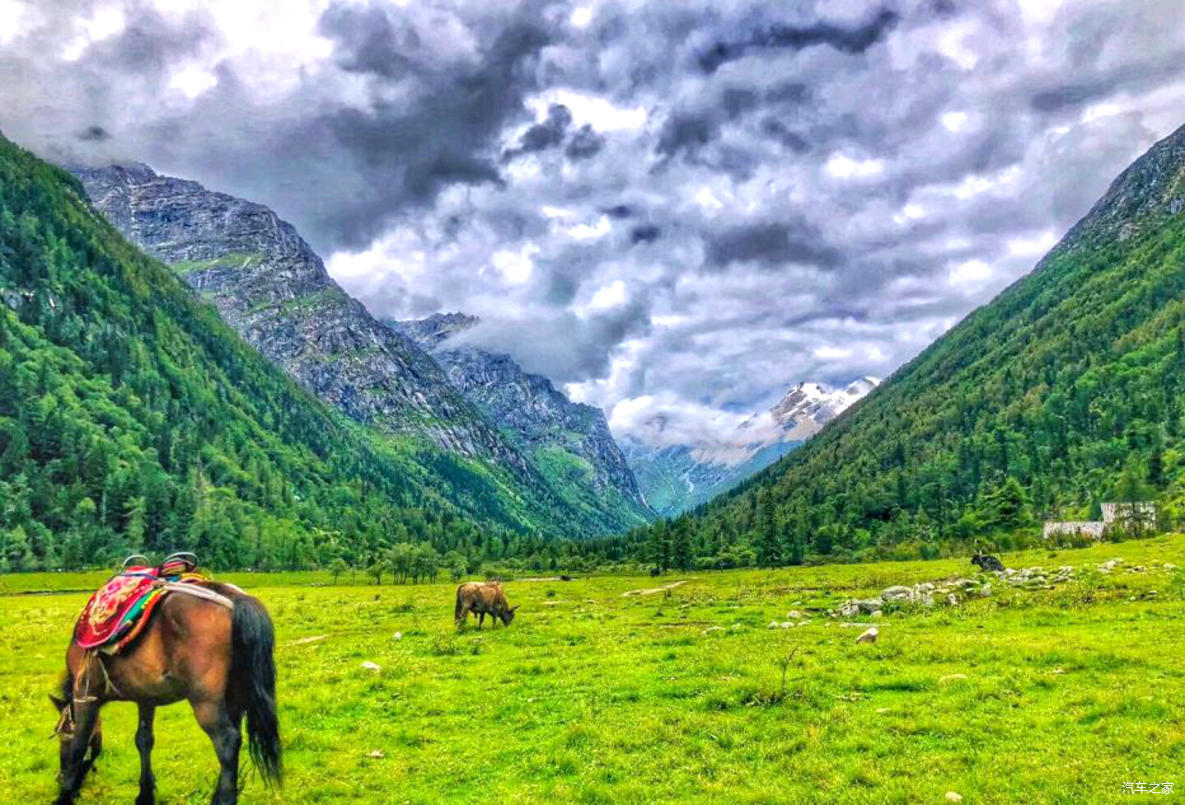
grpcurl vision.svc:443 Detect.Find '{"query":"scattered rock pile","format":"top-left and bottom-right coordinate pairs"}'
top-left (826, 557), bottom-right (1178, 618)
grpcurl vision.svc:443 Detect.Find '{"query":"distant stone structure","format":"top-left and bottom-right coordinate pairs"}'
top-left (1043, 501), bottom-right (1156, 540)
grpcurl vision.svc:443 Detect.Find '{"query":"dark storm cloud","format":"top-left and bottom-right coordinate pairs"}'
top-left (565, 124), bottom-right (605, 159)
top-left (4, 0), bottom-right (1185, 454)
top-left (704, 221), bottom-right (841, 270)
top-left (279, 3), bottom-right (553, 247)
top-left (656, 111), bottom-right (717, 157)
top-left (318, 3), bottom-right (416, 79)
top-left (505, 103), bottom-right (572, 158)
top-left (79, 125), bottom-right (110, 141)
top-left (630, 224), bottom-right (660, 244)
top-left (759, 118), bottom-right (811, 152)
top-left (697, 8), bottom-right (901, 73)
top-left (451, 298), bottom-right (653, 383)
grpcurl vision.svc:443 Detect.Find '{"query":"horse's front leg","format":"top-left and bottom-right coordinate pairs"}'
top-left (54, 700), bottom-right (100, 805)
top-left (135, 703), bottom-right (156, 805)
top-left (193, 700), bottom-right (241, 805)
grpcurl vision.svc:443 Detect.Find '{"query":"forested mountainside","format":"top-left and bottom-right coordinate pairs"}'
top-left (0, 134), bottom-right (582, 571)
top-left (70, 163), bottom-right (647, 537)
top-left (392, 313), bottom-right (653, 532)
top-left (613, 123), bottom-right (1185, 569)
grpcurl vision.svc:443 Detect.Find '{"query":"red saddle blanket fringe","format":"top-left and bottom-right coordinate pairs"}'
top-left (72, 567), bottom-right (205, 653)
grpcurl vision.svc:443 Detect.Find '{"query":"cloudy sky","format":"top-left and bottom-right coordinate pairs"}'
top-left (3, 0), bottom-right (1185, 456)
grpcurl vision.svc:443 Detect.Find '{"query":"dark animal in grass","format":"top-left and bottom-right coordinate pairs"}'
top-left (649, 567), bottom-right (661, 577)
top-left (52, 580), bottom-right (281, 805)
top-left (971, 553), bottom-right (1005, 572)
top-left (454, 581), bottom-right (519, 628)
top-left (560, 575), bottom-right (573, 581)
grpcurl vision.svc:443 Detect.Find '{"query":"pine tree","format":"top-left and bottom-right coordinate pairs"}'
top-left (756, 491), bottom-right (782, 568)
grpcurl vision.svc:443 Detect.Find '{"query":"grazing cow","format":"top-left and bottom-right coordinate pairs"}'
top-left (455, 582), bottom-right (518, 628)
top-left (559, 575), bottom-right (573, 582)
top-left (649, 567), bottom-right (661, 577)
top-left (971, 553), bottom-right (1005, 572)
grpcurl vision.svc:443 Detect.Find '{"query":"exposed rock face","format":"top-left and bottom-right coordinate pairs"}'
top-left (392, 313), bottom-right (653, 529)
top-left (1062, 122), bottom-right (1185, 244)
top-left (70, 164), bottom-right (535, 474)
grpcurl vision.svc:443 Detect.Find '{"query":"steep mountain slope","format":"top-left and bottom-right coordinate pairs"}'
top-left (663, 122), bottom-right (1185, 564)
top-left (70, 164), bottom-right (523, 463)
top-left (0, 134), bottom-right (559, 570)
top-left (70, 162), bottom-right (665, 536)
top-left (624, 378), bottom-right (877, 516)
top-left (392, 313), bottom-right (653, 531)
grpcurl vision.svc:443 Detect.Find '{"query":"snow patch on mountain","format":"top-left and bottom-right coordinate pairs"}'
top-left (621, 377), bottom-right (879, 516)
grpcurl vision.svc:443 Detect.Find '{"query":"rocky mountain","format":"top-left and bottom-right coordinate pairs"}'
top-left (391, 313), bottom-right (654, 531)
top-left (653, 121), bottom-right (1185, 562)
top-left (0, 132), bottom-right (549, 569)
top-left (624, 377), bottom-right (878, 516)
top-left (69, 162), bottom-right (649, 536)
top-left (768, 377), bottom-right (880, 440)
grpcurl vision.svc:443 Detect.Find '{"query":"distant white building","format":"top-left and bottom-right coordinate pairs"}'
top-left (1101, 502), bottom-right (1157, 532)
top-left (1043, 501), bottom-right (1156, 540)
top-left (1042, 521), bottom-right (1106, 540)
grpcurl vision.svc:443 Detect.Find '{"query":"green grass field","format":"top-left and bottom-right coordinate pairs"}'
top-left (2, 537), bottom-right (1184, 804)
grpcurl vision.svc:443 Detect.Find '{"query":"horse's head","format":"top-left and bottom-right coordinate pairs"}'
top-left (502, 605), bottom-right (520, 626)
top-left (50, 692), bottom-right (102, 788)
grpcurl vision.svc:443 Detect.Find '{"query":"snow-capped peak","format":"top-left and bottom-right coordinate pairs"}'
top-left (770, 377), bottom-right (879, 439)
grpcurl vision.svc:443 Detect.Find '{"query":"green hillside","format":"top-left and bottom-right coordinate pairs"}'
top-left (624, 123), bottom-right (1185, 567)
top-left (0, 134), bottom-right (576, 571)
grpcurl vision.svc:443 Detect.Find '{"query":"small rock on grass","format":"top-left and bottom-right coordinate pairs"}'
top-left (392, 632), bottom-right (403, 641)
top-left (361, 661), bottom-right (381, 672)
top-left (855, 627), bottom-right (878, 644)
top-left (938, 673), bottom-right (968, 684)
top-left (945, 792), bottom-right (963, 803)
top-left (367, 750), bottom-right (385, 759)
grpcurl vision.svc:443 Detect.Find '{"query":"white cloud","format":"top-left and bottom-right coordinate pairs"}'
top-left (825, 153), bottom-right (885, 179)
top-left (583, 279), bottom-right (628, 313)
top-left (948, 258), bottom-right (993, 288)
top-left (569, 6), bottom-right (592, 28)
top-left (61, 4), bottom-right (125, 62)
top-left (528, 89), bottom-right (647, 132)
top-left (1007, 231), bottom-right (1058, 258)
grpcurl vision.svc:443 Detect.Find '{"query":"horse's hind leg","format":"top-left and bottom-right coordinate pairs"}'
top-left (135, 704), bottom-right (156, 805)
top-left (192, 700), bottom-right (241, 805)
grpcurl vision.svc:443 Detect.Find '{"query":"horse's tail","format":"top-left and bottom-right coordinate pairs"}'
top-left (231, 595), bottom-right (282, 786)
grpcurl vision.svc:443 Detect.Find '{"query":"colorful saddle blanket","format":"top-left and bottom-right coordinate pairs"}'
top-left (73, 559), bottom-right (206, 653)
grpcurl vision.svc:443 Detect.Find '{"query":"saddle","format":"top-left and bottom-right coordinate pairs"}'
top-left (72, 553), bottom-right (226, 654)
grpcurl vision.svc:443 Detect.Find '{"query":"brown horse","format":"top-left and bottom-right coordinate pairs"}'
top-left (51, 580), bottom-right (281, 805)
top-left (454, 581), bottom-right (518, 628)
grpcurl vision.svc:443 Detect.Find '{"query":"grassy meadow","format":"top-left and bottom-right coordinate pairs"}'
top-left (2, 537), bottom-right (1184, 804)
